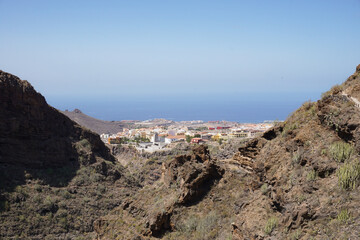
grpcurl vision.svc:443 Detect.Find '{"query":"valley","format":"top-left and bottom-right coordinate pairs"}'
top-left (1, 65), bottom-right (360, 239)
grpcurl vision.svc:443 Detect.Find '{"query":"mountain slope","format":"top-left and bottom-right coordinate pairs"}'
top-left (229, 64), bottom-right (360, 239)
top-left (61, 109), bottom-right (126, 134)
top-left (94, 65), bottom-right (360, 240)
top-left (0, 71), bottom-right (113, 168)
top-left (0, 70), bottom-right (138, 239)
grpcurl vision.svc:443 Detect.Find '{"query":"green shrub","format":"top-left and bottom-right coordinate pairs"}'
top-left (58, 216), bottom-right (68, 229)
top-left (296, 195), bottom-right (306, 204)
top-left (33, 194), bottom-right (42, 204)
top-left (59, 190), bottom-right (72, 199)
top-left (308, 104), bottom-right (317, 117)
top-left (321, 90), bottom-right (331, 99)
top-left (73, 167), bottom-right (94, 185)
top-left (58, 201), bottom-right (67, 209)
top-left (260, 183), bottom-right (269, 194)
top-left (282, 123), bottom-right (298, 137)
top-left (264, 217), bottom-right (278, 235)
top-left (78, 139), bottom-right (91, 148)
top-left (96, 184), bottom-right (106, 194)
top-left (89, 173), bottom-right (104, 182)
top-left (55, 209), bottom-right (68, 218)
top-left (329, 141), bottom-right (353, 163)
top-left (292, 149), bottom-right (303, 165)
top-left (34, 184), bottom-right (42, 192)
top-left (145, 158), bottom-right (156, 165)
top-left (302, 101), bottom-right (317, 118)
top-left (15, 185), bottom-right (25, 194)
top-left (302, 100), bottom-right (313, 110)
top-left (176, 211), bottom-right (219, 237)
top-left (18, 215), bottom-right (26, 222)
top-left (337, 161), bottom-right (360, 190)
top-left (331, 85), bottom-right (343, 95)
top-left (307, 169), bottom-right (317, 181)
top-left (177, 215), bottom-right (198, 234)
top-left (44, 196), bottom-right (56, 209)
top-left (337, 209), bottom-right (350, 223)
top-left (196, 211), bottom-right (219, 235)
top-left (321, 149), bottom-right (327, 156)
top-left (291, 229), bottom-right (302, 240)
top-left (321, 85), bottom-right (343, 99)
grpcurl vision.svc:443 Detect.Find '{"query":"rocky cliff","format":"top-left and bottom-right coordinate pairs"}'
top-left (0, 71), bottom-right (113, 168)
top-left (0, 71), bottom-right (138, 239)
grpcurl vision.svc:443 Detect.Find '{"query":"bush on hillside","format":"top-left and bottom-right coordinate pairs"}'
top-left (264, 217), bottom-right (278, 235)
top-left (337, 161), bottom-right (360, 190)
top-left (329, 141), bottom-right (353, 163)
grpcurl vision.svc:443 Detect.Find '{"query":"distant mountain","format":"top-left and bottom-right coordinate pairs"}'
top-left (61, 109), bottom-right (126, 134)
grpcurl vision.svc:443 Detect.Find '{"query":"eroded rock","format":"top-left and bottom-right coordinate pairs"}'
top-left (162, 145), bottom-right (224, 205)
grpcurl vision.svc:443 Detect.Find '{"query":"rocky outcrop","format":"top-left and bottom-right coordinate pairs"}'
top-left (147, 207), bottom-right (173, 237)
top-left (162, 145), bottom-right (224, 205)
top-left (93, 145), bottom-right (224, 239)
top-left (112, 143), bottom-right (191, 185)
top-left (142, 146), bottom-right (224, 236)
top-left (343, 64), bottom-right (360, 99)
top-left (0, 70), bottom-right (114, 168)
top-left (232, 153), bottom-right (255, 171)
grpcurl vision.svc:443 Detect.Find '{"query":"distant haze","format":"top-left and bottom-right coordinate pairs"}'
top-left (0, 0), bottom-right (359, 121)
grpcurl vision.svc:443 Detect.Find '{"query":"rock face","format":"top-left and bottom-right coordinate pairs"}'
top-left (0, 70), bottom-right (113, 168)
top-left (111, 143), bottom-right (192, 185)
top-left (0, 71), bottom-right (137, 239)
top-left (148, 145), bottom-right (224, 235)
top-left (162, 145), bottom-right (224, 205)
top-left (94, 145), bottom-right (225, 239)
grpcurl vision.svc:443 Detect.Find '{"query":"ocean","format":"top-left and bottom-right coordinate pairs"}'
top-left (48, 92), bottom-right (321, 123)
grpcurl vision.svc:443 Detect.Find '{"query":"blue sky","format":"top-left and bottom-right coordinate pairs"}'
top-left (0, 0), bottom-right (360, 120)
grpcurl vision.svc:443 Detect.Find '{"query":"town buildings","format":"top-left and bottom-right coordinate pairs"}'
top-left (100, 119), bottom-right (275, 152)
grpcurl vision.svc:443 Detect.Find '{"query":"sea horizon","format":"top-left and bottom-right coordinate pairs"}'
top-left (47, 91), bottom-right (322, 123)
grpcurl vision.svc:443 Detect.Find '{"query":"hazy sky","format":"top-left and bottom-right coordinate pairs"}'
top-left (1, 0), bottom-right (360, 111)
